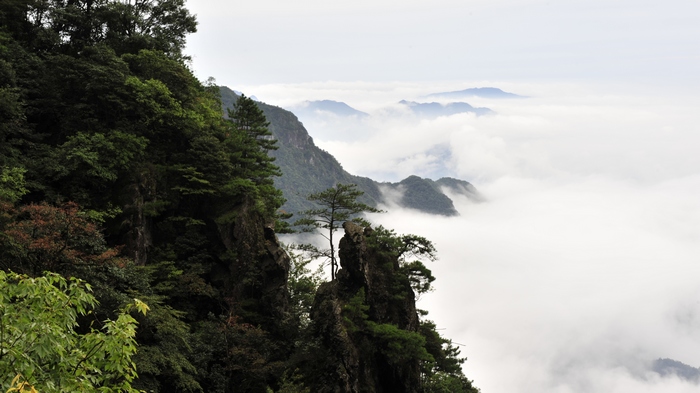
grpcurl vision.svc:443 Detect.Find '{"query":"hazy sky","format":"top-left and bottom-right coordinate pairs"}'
top-left (183, 1), bottom-right (700, 392)
top-left (185, 0), bottom-right (700, 88)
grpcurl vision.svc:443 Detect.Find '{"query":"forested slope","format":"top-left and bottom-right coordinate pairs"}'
top-left (0, 1), bottom-right (478, 392)
top-left (219, 87), bottom-right (481, 217)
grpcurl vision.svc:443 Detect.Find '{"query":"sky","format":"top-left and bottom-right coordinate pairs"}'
top-left (185, 0), bottom-right (700, 89)
top-left (183, 1), bottom-right (700, 392)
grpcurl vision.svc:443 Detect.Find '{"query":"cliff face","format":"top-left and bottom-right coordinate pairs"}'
top-left (217, 198), bottom-right (291, 332)
top-left (310, 222), bottom-right (422, 393)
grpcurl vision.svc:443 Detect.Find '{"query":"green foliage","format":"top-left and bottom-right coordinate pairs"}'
top-left (341, 288), bottom-right (432, 365)
top-left (131, 298), bottom-right (202, 393)
top-left (0, 0), bottom-right (196, 58)
top-left (0, 271), bottom-right (145, 393)
top-left (0, 167), bottom-right (27, 203)
top-left (217, 86), bottom-right (385, 217)
top-left (276, 370), bottom-right (310, 393)
top-left (286, 247), bottom-right (324, 328)
top-left (227, 94), bottom-right (278, 154)
top-left (401, 260), bottom-right (436, 297)
top-left (101, 0), bottom-right (198, 58)
top-left (419, 320), bottom-right (465, 375)
top-left (365, 321), bottom-right (433, 365)
top-left (295, 183), bottom-right (382, 280)
top-left (423, 372), bottom-right (480, 393)
top-left (419, 320), bottom-right (479, 393)
top-left (342, 288), bottom-right (370, 333)
top-left (367, 226), bottom-right (437, 296)
top-left (225, 94), bottom-right (284, 219)
top-left (220, 315), bottom-right (285, 392)
top-left (0, 2), bottom-right (479, 392)
top-left (59, 131), bottom-right (148, 183)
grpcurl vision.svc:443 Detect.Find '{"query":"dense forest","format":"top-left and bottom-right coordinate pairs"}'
top-left (0, 1), bottom-right (478, 392)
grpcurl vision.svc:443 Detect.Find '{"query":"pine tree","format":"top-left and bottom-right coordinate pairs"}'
top-left (294, 184), bottom-right (382, 280)
top-left (227, 94), bottom-right (281, 184)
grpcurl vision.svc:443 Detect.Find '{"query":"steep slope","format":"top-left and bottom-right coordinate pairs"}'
top-left (382, 175), bottom-right (458, 216)
top-left (218, 87), bottom-right (481, 216)
top-left (219, 87), bottom-right (382, 214)
top-left (291, 100), bottom-right (370, 118)
top-left (307, 222), bottom-right (479, 392)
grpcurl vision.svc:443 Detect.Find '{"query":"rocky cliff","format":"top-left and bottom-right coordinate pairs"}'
top-left (309, 222), bottom-right (423, 393)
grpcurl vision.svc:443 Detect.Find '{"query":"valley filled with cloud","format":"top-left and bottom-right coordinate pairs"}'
top-left (269, 81), bottom-right (700, 392)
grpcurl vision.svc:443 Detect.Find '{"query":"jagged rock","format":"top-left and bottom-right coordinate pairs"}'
top-left (310, 222), bottom-right (421, 393)
top-left (119, 168), bottom-right (157, 266)
top-left (311, 281), bottom-right (363, 393)
top-left (217, 198), bottom-right (290, 331)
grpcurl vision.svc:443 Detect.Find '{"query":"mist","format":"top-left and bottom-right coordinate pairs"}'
top-left (271, 81), bottom-right (700, 392)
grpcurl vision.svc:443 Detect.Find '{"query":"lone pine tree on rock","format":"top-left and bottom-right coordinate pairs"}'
top-left (294, 183), bottom-right (382, 280)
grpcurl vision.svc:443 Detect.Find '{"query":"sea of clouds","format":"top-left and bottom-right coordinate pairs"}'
top-left (266, 81), bottom-right (700, 392)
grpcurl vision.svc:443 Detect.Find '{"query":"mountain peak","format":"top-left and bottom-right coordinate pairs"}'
top-left (293, 100), bottom-right (368, 118)
top-left (426, 87), bottom-right (527, 99)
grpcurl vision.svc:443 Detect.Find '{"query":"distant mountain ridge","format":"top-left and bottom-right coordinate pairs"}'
top-left (652, 358), bottom-right (700, 382)
top-left (218, 86), bottom-right (481, 217)
top-left (289, 99), bottom-right (493, 119)
top-left (291, 100), bottom-right (369, 118)
top-left (426, 87), bottom-right (527, 99)
top-left (383, 176), bottom-right (482, 215)
top-left (398, 100), bottom-right (492, 117)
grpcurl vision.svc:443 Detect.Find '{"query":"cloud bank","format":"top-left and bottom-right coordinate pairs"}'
top-left (274, 81), bottom-right (700, 392)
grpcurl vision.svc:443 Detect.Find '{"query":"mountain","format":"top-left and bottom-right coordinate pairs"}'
top-left (434, 177), bottom-right (483, 201)
top-left (219, 87), bottom-right (382, 214)
top-left (652, 358), bottom-right (700, 382)
top-left (399, 100), bottom-right (493, 117)
top-left (426, 87), bottom-right (527, 100)
top-left (291, 100), bottom-right (369, 118)
top-left (218, 87), bottom-right (481, 216)
top-left (381, 176), bottom-right (484, 216)
top-left (232, 89), bottom-right (259, 101)
top-left (382, 176), bottom-right (458, 215)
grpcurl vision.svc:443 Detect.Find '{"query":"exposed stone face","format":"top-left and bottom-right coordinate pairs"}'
top-left (120, 169), bottom-right (157, 266)
top-left (338, 222), bottom-right (419, 334)
top-left (217, 199), bottom-right (290, 332)
top-left (311, 281), bottom-right (363, 393)
top-left (311, 222), bottom-right (421, 393)
top-left (261, 225), bottom-right (292, 323)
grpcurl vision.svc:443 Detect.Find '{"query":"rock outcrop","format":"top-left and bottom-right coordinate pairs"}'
top-left (310, 222), bottom-right (422, 393)
top-left (217, 198), bottom-right (290, 332)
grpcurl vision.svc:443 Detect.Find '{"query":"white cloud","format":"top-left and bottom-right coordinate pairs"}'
top-left (372, 174), bottom-right (700, 392)
top-left (267, 81), bottom-right (700, 392)
top-left (258, 82), bottom-right (700, 184)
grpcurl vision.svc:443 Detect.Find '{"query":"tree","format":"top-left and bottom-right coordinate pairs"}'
top-left (0, 202), bottom-right (128, 276)
top-left (226, 94), bottom-right (281, 183)
top-left (286, 246), bottom-right (324, 328)
top-left (0, 167), bottom-right (27, 205)
top-left (294, 184), bottom-right (382, 280)
top-left (227, 94), bottom-right (277, 154)
top-left (367, 226), bottom-right (437, 297)
top-left (0, 270), bottom-right (148, 393)
top-left (224, 94), bottom-right (284, 219)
